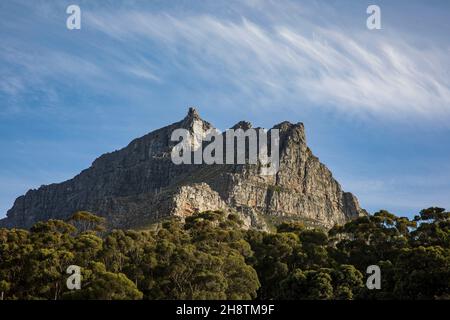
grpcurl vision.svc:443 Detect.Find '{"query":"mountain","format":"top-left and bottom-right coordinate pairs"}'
top-left (0, 108), bottom-right (365, 230)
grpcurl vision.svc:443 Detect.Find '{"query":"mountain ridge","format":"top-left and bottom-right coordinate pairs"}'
top-left (0, 108), bottom-right (366, 229)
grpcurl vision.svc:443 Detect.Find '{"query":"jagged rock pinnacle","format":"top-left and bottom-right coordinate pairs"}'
top-left (231, 121), bottom-right (253, 130)
top-left (186, 107), bottom-right (200, 120)
top-left (180, 107), bottom-right (213, 133)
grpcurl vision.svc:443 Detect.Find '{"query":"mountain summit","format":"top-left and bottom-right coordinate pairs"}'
top-left (0, 108), bottom-right (365, 230)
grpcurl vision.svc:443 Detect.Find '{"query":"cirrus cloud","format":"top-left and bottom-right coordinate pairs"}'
top-left (84, 5), bottom-right (450, 122)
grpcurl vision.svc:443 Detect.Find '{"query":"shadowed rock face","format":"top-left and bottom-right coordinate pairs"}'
top-left (0, 108), bottom-right (366, 230)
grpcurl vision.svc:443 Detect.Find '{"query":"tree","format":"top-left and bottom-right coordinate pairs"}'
top-left (0, 280), bottom-right (10, 300)
top-left (67, 211), bottom-right (106, 234)
top-left (280, 269), bottom-right (334, 300)
top-left (63, 262), bottom-right (143, 300)
top-left (247, 231), bottom-right (302, 299)
top-left (393, 246), bottom-right (450, 299)
top-left (411, 207), bottom-right (450, 248)
top-left (330, 265), bottom-right (363, 300)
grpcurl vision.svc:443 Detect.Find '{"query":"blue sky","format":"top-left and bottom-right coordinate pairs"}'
top-left (1, 0), bottom-right (449, 219)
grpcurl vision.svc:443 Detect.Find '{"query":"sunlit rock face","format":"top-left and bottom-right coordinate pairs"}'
top-left (0, 108), bottom-right (365, 230)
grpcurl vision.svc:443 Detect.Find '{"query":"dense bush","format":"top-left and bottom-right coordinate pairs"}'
top-left (0, 208), bottom-right (448, 300)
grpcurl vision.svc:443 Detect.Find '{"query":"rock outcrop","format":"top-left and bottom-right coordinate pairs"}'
top-left (0, 108), bottom-right (365, 230)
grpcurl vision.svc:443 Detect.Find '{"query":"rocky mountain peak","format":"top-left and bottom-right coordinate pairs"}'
top-left (186, 107), bottom-right (200, 120)
top-left (0, 108), bottom-right (366, 230)
top-left (179, 107), bottom-right (213, 133)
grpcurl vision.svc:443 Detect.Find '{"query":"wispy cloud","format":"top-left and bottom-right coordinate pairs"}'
top-left (83, 4), bottom-right (450, 122)
top-left (1, 1), bottom-right (449, 122)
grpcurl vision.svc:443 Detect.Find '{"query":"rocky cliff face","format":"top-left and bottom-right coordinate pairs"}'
top-left (0, 108), bottom-right (365, 230)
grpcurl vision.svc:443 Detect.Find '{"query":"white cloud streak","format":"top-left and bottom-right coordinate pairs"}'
top-left (85, 6), bottom-right (450, 121)
top-left (1, 1), bottom-right (449, 122)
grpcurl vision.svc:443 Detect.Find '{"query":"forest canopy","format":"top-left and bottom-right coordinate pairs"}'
top-left (0, 208), bottom-right (449, 300)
